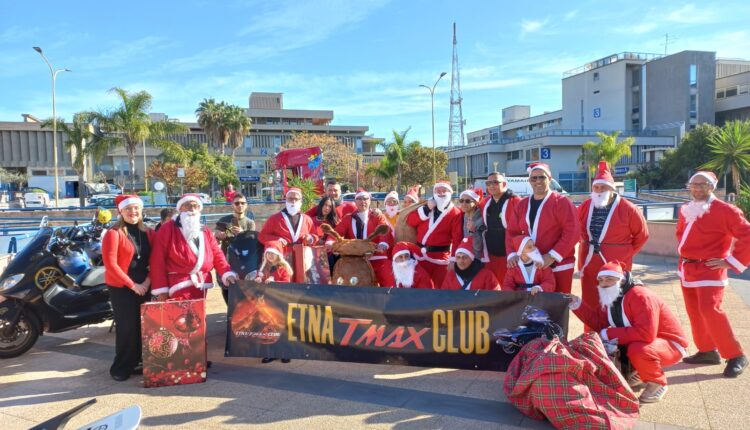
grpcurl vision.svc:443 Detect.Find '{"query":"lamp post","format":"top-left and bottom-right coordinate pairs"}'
top-left (420, 71), bottom-right (447, 184)
top-left (33, 47), bottom-right (70, 208)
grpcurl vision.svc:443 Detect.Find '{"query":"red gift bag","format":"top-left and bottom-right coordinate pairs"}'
top-left (286, 244), bottom-right (330, 284)
top-left (140, 299), bottom-right (207, 388)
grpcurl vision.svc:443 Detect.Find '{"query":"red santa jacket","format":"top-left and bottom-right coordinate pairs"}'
top-left (577, 194), bottom-right (649, 272)
top-left (406, 203), bottom-right (463, 265)
top-left (507, 191), bottom-right (579, 272)
top-left (677, 196), bottom-right (750, 287)
top-left (395, 263), bottom-right (434, 289)
top-left (258, 210), bottom-right (318, 254)
top-left (480, 192), bottom-right (521, 262)
top-left (440, 267), bottom-right (501, 291)
top-left (573, 284), bottom-right (688, 349)
top-left (305, 200), bottom-right (356, 220)
top-left (258, 265), bottom-right (292, 283)
top-left (102, 226), bottom-right (155, 289)
top-left (150, 220), bottom-right (233, 297)
top-left (328, 210), bottom-right (394, 261)
top-left (502, 263), bottom-right (555, 293)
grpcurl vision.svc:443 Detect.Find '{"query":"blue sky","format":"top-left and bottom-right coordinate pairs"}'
top-left (1, 0), bottom-right (749, 146)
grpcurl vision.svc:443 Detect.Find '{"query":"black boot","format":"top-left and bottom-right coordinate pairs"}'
top-left (683, 350), bottom-right (721, 365)
top-left (724, 355), bottom-right (749, 378)
top-left (281, 358), bottom-right (291, 363)
top-left (261, 357), bottom-right (276, 364)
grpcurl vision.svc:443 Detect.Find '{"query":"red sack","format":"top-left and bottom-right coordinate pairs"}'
top-left (503, 332), bottom-right (639, 429)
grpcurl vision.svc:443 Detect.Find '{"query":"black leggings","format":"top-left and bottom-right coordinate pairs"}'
top-left (108, 286), bottom-right (147, 378)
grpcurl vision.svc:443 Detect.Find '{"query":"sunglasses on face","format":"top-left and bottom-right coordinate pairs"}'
top-left (529, 175), bottom-right (548, 182)
top-left (459, 199), bottom-right (475, 204)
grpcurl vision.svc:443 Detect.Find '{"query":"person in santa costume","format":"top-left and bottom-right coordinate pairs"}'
top-left (677, 171), bottom-right (750, 378)
top-left (479, 172), bottom-right (520, 284)
top-left (254, 241), bottom-right (293, 284)
top-left (457, 187), bottom-right (486, 261)
top-left (383, 191), bottom-right (400, 234)
top-left (407, 180), bottom-right (463, 288)
top-left (259, 187), bottom-right (318, 255)
top-left (305, 180), bottom-right (356, 220)
top-left (441, 237), bottom-right (500, 291)
top-left (327, 188), bottom-right (396, 287)
top-left (577, 161), bottom-right (649, 328)
top-left (391, 242), bottom-right (434, 289)
top-left (569, 261), bottom-right (689, 403)
top-left (402, 185), bottom-right (421, 208)
top-left (507, 162), bottom-right (579, 294)
top-left (502, 236), bottom-right (555, 294)
top-left (150, 194), bottom-right (238, 300)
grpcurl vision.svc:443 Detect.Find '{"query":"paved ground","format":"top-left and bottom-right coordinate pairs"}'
top-left (1, 255), bottom-right (749, 429)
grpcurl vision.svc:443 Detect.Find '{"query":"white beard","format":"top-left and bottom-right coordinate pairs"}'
top-left (598, 284), bottom-right (623, 308)
top-left (179, 211), bottom-right (202, 242)
top-left (681, 200), bottom-right (710, 223)
top-left (526, 249), bottom-right (544, 265)
top-left (434, 195), bottom-right (452, 211)
top-left (392, 259), bottom-right (417, 288)
top-left (385, 205), bottom-right (399, 217)
top-left (286, 201), bottom-right (302, 216)
top-left (591, 191), bottom-right (612, 208)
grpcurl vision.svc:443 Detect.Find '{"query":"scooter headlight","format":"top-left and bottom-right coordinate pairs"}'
top-left (0, 274), bottom-right (24, 291)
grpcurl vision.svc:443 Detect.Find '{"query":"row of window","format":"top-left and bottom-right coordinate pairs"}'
top-left (716, 84), bottom-right (750, 99)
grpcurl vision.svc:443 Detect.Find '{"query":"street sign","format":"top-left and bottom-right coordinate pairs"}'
top-left (177, 168), bottom-right (185, 178)
top-left (593, 108), bottom-right (601, 118)
top-left (615, 166), bottom-right (630, 175)
top-left (153, 181), bottom-right (165, 191)
top-left (623, 178), bottom-right (637, 198)
top-left (540, 148), bottom-right (551, 159)
top-left (260, 148), bottom-right (268, 156)
top-left (239, 176), bottom-right (261, 182)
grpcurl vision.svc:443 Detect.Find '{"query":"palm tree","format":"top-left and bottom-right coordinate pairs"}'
top-left (381, 127), bottom-right (411, 194)
top-left (702, 120), bottom-right (750, 193)
top-left (577, 131), bottom-right (634, 189)
top-left (365, 159), bottom-right (396, 190)
top-left (91, 88), bottom-right (188, 192)
top-left (195, 98), bottom-right (223, 152)
top-left (227, 105), bottom-right (252, 160)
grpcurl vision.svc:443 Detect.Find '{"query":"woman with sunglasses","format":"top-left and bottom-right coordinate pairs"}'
top-left (456, 188), bottom-right (486, 265)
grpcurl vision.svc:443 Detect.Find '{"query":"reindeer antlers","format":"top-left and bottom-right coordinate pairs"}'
top-left (321, 223), bottom-right (343, 242)
top-left (367, 224), bottom-right (390, 242)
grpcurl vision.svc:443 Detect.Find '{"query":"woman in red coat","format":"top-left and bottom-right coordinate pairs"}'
top-left (441, 237), bottom-right (500, 291)
top-left (102, 195), bottom-right (154, 381)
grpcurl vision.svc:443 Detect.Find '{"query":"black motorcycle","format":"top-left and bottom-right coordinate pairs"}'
top-left (220, 229), bottom-right (262, 305)
top-left (493, 305), bottom-right (564, 354)
top-left (0, 225), bottom-right (111, 358)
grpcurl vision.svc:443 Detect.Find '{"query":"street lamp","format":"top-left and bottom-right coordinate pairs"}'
top-left (420, 72), bottom-right (447, 184)
top-left (34, 46), bottom-right (71, 208)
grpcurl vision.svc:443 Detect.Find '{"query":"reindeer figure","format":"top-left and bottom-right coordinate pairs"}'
top-left (321, 223), bottom-right (389, 287)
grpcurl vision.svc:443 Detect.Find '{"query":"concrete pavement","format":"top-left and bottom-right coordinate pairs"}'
top-left (1, 256), bottom-right (748, 429)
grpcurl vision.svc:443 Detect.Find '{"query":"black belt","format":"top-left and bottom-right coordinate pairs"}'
top-left (681, 257), bottom-right (704, 263)
top-left (417, 243), bottom-right (451, 253)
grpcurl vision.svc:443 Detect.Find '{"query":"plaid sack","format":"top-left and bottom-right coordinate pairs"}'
top-left (503, 332), bottom-right (639, 429)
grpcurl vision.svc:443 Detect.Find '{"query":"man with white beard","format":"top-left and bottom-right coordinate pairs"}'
top-left (391, 242), bottom-right (434, 289)
top-left (259, 187), bottom-right (318, 257)
top-left (569, 261), bottom-right (688, 404)
top-left (677, 171), bottom-right (750, 378)
top-left (501, 236), bottom-right (555, 294)
top-left (576, 161), bottom-right (649, 326)
top-left (150, 194), bottom-right (238, 300)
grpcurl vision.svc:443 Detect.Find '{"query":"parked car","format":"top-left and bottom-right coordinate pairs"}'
top-left (342, 192), bottom-right (388, 202)
top-left (94, 197), bottom-right (116, 207)
top-left (107, 184), bottom-right (123, 195)
top-left (88, 193), bottom-right (118, 206)
top-left (22, 187), bottom-right (51, 208)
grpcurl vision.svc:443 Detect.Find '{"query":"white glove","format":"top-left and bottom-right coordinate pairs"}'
top-left (567, 295), bottom-right (582, 310)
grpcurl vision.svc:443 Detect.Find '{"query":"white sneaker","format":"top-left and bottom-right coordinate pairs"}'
top-left (639, 382), bottom-right (668, 403)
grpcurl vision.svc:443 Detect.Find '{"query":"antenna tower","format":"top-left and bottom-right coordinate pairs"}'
top-left (448, 22), bottom-right (465, 148)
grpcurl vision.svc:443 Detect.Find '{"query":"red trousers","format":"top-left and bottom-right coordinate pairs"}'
top-left (370, 259), bottom-right (395, 288)
top-left (487, 255), bottom-right (508, 285)
top-left (627, 338), bottom-right (683, 386)
top-left (553, 268), bottom-right (574, 294)
top-left (681, 285), bottom-right (744, 359)
top-left (422, 260), bottom-right (449, 288)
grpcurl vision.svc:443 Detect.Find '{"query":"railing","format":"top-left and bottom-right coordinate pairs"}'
top-left (562, 52), bottom-right (664, 78)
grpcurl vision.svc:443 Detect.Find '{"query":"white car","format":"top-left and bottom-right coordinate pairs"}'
top-left (23, 188), bottom-right (51, 208)
top-left (197, 193), bottom-right (212, 204)
top-left (89, 194), bottom-right (118, 206)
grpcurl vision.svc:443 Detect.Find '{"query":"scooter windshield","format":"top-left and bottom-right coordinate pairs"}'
top-left (0, 227), bottom-right (54, 279)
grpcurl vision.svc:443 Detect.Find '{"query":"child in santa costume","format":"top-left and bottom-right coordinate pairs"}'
top-left (577, 161), bottom-right (649, 327)
top-left (502, 236), bottom-right (555, 294)
top-left (259, 187), bottom-right (318, 255)
top-left (254, 241), bottom-right (293, 284)
top-left (402, 185), bottom-right (420, 207)
top-left (569, 261), bottom-right (688, 404)
top-left (456, 187), bottom-right (486, 262)
top-left (407, 180), bottom-right (464, 288)
top-left (677, 171), bottom-right (750, 378)
top-left (327, 188), bottom-right (395, 287)
top-left (440, 237), bottom-right (500, 291)
top-left (150, 193), bottom-right (237, 300)
top-left (391, 242), bottom-right (434, 289)
top-left (507, 162), bottom-right (579, 294)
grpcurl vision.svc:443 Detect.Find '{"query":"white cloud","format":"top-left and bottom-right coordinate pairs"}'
top-left (564, 10), bottom-right (578, 21)
top-left (665, 4), bottom-right (718, 24)
top-left (521, 19), bottom-right (546, 35)
top-left (615, 21), bottom-right (659, 35)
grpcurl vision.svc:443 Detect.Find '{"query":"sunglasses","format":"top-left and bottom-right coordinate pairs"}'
top-left (486, 180), bottom-right (501, 185)
top-left (459, 199), bottom-right (475, 204)
top-left (529, 175), bottom-right (548, 182)
top-left (233, 201), bottom-right (247, 206)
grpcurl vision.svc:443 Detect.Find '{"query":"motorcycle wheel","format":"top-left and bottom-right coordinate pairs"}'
top-left (502, 343), bottom-right (519, 355)
top-left (0, 309), bottom-right (40, 359)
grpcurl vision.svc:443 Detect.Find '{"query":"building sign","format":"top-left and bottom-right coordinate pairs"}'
top-left (593, 108), bottom-right (601, 118)
top-left (239, 176), bottom-right (261, 182)
top-left (623, 178), bottom-right (637, 198)
top-left (177, 168), bottom-right (185, 178)
top-left (615, 166), bottom-right (630, 175)
top-left (540, 148), bottom-right (551, 160)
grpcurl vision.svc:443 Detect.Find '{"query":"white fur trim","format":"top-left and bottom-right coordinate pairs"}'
top-left (151, 287), bottom-right (168, 296)
top-left (378, 242), bottom-right (389, 249)
top-left (385, 191), bottom-right (398, 202)
top-left (580, 194), bottom-right (621, 273)
top-left (355, 190), bottom-right (371, 199)
top-left (421, 202), bottom-right (455, 246)
top-left (517, 236), bottom-right (532, 257)
top-left (551, 263), bottom-right (575, 272)
top-left (281, 211), bottom-right (303, 243)
top-left (176, 195), bottom-right (203, 211)
top-left (286, 188), bottom-right (302, 198)
top-left (456, 248), bottom-right (475, 260)
top-left (689, 172), bottom-right (717, 187)
top-left (118, 197), bottom-right (143, 211)
top-left (592, 179), bottom-right (615, 188)
top-left (549, 249), bottom-right (563, 263)
top-left (600, 329), bottom-right (609, 341)
top-left (597, 270), bottom-right (624, 279)
top-left (433, 182), bottom-right (453, 194)
top-left (528, 165), bottom-right (552, 178)
top-left (680, 278), bottom-right (729, 287)
top-left (368, 255), bottom-right (388, 261)
top-left (417, 254), bottom-right (450, 265)
top-left (221, 271), bottom-right (238, 284)
top-left (460, 189), bottom-right (481, 202)
top-left (726, 255), bottom-right (747, 273)
top-left (525, 191), bottom-right (551, 243)
top-left (417, 207), bottom-right (430, 221)
top-left (265, 247), bottom-right (284, 259)
top-left (393, 249), bottom-right (411, 260)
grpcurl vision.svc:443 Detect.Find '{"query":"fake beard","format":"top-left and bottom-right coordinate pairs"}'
top-left (385, 205), bottom-right (399, 217)
top-left (286, 201), bottom-right (302, 216)
top-left (179, 211), bottom-right (202, 242)
top-left (434, 195), bottom-right (452, 211)
top-left (681, 200), bottom-right (710, 223)
top-left (598, 284), bottom-right (623, 308)
top-left (526, 249), bottom-right (544, 265)
top-left (591, 190), bottom-right (612, 208)
top-left (392, 259), bottom-right (417, 288)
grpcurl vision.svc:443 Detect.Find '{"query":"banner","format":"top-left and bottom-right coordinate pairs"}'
top-left (225, 282), bottom-right (569, 371)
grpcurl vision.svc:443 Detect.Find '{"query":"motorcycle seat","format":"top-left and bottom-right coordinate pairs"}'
top-left (80, 266), bottom-right (106, 287)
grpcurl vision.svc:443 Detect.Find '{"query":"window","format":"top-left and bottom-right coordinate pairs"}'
top-left (593, 90), bottom-right (600, 94)
top-left (689, 94), bottom-right (697, 119)
top-left (717, 89), bottom-right (725, 99)
top-left (558, 172), bottom-right (588, 193)
top-left (526, 148), bottom-right (540, 162)
top-left (243, 136), bottom-right (253, 150)
top-left (726, 87), bottom-right (738, 98)
top-left (507, 150), bottom-right (521, 161)
top-left (689, 64), bottom-right (697, 88)
top-left (593, 72), bottom-right (600, 81)
top-left (740, 85), bottom-right (750, 95)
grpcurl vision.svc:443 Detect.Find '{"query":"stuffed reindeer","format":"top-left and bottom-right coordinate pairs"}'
top-left (321, 223), bottom-right (389, 287)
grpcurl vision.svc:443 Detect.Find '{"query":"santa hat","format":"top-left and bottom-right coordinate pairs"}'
top-left (592, 161), bottom-right (615, 189)
top-left (355, 188), bottom-right (371, 199)
top-left (286, 187), bottom-right (302, 198)
top-left (598, 260), bottom-right (626, 280)
top-left (404, 186), bottom-right (420, 203)
top-left (527, 162), bottom-right (552, 178)
top-left (512, 235), bottom-right (533, 257)
top-left (385, 191), bottom-right (399, 203)
top-left (433, 180), bottom-right (453, 195)
top-left (263, 240), bottom-right (286, 260)
top-left (455, 237), bottom-right (475, 260)
top-left (115, 194), bottom-right (143, 212)
top-left (689, 171), bottom-right (718, 187)
top-left (176, 193), bottom-right (203, 212)
top-left (460, 188), bottom-right (483, 202)
top-left (392, 241), bottom-right (423, 260)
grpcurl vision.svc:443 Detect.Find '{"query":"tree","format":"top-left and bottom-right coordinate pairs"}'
top-left (287, 176), bottom-right (322, 212)
top-left (0, 168), bottom-right (27, 186)
top-left (364, 160), bottom-right (396, 191)
top-left (282, 132), bottom-right (361, 184)
top-left (227, 105), bottom-right (252, 160)
top-left (577, 131), bottom-right (634, 189)
top-left (380, 128), bottom-right (411, 194)
top-left (702, 120), bottom-right (750, 193)
top-left (148, 161), bottom-right (208, 194)
top-left (90, 88), bottom-right (188, 192)
top-left (195, 98), bottom-right (223, 153)
top-left (401, 142), bottom-right (448, 188)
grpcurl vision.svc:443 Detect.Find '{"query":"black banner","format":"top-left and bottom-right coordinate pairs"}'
top-left (225, 281), bottom-right (569, 371)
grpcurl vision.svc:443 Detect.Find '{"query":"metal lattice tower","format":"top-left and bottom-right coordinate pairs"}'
top-left (448, 22), bottom-right (465, 148)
